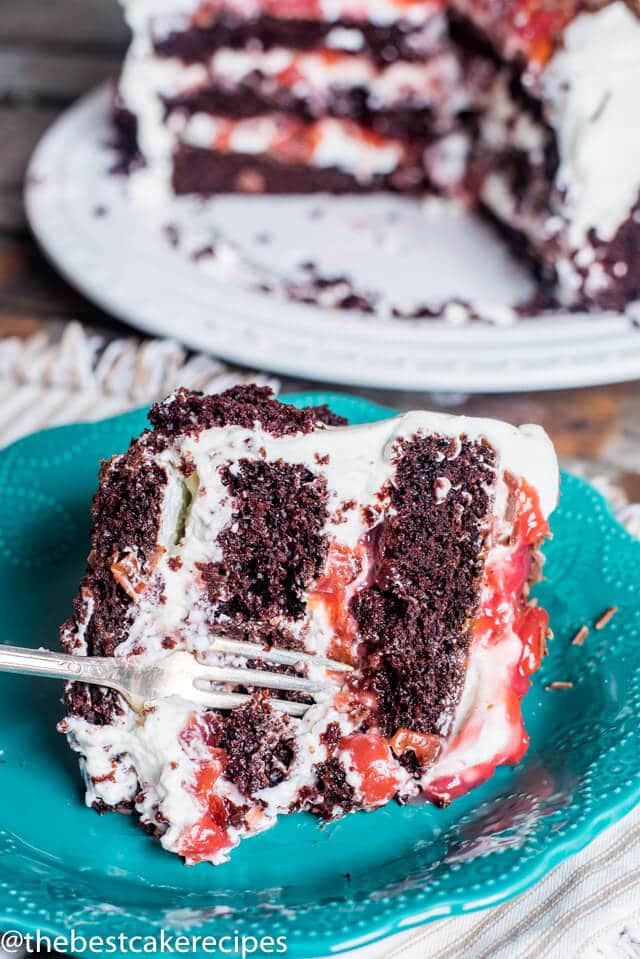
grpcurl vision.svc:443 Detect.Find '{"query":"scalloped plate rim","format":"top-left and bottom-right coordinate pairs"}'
top-left (0, 390), bottom-right (638, 958)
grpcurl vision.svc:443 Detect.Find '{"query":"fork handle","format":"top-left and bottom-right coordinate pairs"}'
top-left (0, 644), bottom-right (121, 687)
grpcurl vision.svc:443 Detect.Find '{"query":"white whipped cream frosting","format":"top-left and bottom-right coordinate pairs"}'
top-left (544, 1), bottom-right (640, 246)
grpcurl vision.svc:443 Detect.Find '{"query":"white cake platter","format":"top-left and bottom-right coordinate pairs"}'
top-left (25, 82), bottom-right (640, 393)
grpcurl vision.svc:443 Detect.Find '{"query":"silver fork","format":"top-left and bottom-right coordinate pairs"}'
top-left (0, 640), bottom-right (352, 717)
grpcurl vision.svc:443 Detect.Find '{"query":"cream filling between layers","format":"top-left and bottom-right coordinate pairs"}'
top-left (164, 46), bottom-right (471, 113)
top-left (170, 113), bottom-right (408, 178)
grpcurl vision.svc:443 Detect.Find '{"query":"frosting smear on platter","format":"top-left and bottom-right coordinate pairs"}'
top-left (60, 386), bottom-right (558, 864)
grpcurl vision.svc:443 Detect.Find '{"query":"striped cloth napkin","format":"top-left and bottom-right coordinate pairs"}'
top-left (1, 323), bottom-right (639, 959)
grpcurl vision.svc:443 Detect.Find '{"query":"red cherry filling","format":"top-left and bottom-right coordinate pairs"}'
top-left (340, 733), bottom-right (400, 806)
top-left (308, 543), bottom-right (369, 663)
top-left (177, 716), bottom-right (232, 862)
top-left (389, 728), bottom-right (443, 765)
top-left (179, 814), bottom-right (231, 862)
top-left (509, 0), bottom-right (577, 65)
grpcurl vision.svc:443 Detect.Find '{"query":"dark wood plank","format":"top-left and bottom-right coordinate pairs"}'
top-left (0, 234), bottom-right (122, 325)
top-left (0, 0), bottom-right (129, 51)
top-left (0, 187), bottom-right (25, 232)
top-left (0, 47), bottom-right (119, 102)
top-left (0, 105), bottom-right (61, 188)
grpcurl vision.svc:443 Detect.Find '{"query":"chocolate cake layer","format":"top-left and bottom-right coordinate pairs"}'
top-left (355, 435), bottom-right (495, 738)
top-left (199, 458), bottom-right (329, 623)
top-left (61, 447), bottom-right (168, 726)
top-left (172, 144), bottom-right (429, 194)
top-left (153, 15), bottom-right (439, 66)
top-left (148, 384), bottom-right (346, 442)
top-left (166, 87), bottom-right (444, 141)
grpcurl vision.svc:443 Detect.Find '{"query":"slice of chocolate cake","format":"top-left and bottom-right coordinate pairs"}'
top-left (60, 386), bottom-right (558, 864)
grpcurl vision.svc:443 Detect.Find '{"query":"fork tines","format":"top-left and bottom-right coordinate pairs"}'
top-left (192, 636), bottom-right (353, 715)
top-left (210, 636), bottom-right (353, 673)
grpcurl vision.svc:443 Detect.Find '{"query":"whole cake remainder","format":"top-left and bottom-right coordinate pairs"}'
top-left (60, 386), bottom-right (558, 865)
top-left (115, 0), bottom-right (640, 310)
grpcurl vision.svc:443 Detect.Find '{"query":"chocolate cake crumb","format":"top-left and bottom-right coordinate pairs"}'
top-left (92, 798), bottom-right (134, 816)
top-left (179, 454), bottom-right (196, 476)
top-left (199, 458), bottom-right (329, 623)
top-left (191, 244), bottom-right (217, 261)
top-left (284, 267), bottom-right (378, 313)
top-left (398, 751), bottom-right (420, 776)
top-left (320, 721), bottom-right (342, 752)
top-left (111, 97), bottom-right (144, 174)
top-left (243, 657), bottom-right (313, 706)
top-left (353, 435), bottom-right (496, 737)
top-left (252, 623), bottom-right (306, 652)
top-left (136, 799), bottom-right (170, 837)
top-left (163, 223), bottom-right (180, 247)
top-left (204, 695), bottom-right (295, 796)
top-left (312, 757), bottom-right (356, 818)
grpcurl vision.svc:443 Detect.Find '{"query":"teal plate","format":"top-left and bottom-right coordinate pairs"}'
top-left (1, 391), bottom-right (639, 957)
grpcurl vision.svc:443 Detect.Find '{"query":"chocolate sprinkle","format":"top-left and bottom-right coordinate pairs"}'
top-left (594, 606), bottom-right (618, 631)
top-left (571, 625), bottom-right (589, 646)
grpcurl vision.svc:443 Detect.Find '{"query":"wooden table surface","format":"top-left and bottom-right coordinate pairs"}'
top-left (1, 0), bottom-right (640, 492)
